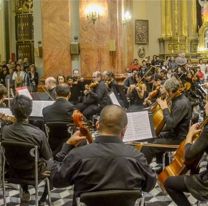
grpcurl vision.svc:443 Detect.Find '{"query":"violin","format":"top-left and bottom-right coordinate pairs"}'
top-left (72, 110), bottom-right (93, 143)
top-left (158, 116), bottom-right (208, 188)
top-left (0, 113), bottom-right (16, 123)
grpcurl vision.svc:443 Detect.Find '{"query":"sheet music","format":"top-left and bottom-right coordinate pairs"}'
top-left (16, 86), bottom-right (33, 100)
top-left (0, 101), bottom-right (54, 118)
top-left (109, 92), bottom-right (121, 106)
top-left (123, 111), bottom-right (153, 142)
top-left (0, 108), bottom-right (12, 116)
top-left (31, 100), bottom-right (54, 117)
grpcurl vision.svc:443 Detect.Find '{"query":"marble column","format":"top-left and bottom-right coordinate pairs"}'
top-left (41, 0), bottom-right (71, 78)
top-left (0, 0), bottom-right (5, 62)
top-left (79, 0), bottom-right (130, 77)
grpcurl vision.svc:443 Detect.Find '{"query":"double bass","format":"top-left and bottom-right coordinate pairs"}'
top-left (158, 116), bottom-right (208, 188)
top-left (72, 110), bottom-right (93, 143)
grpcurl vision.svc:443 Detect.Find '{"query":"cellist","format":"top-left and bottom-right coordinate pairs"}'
top-left (164, 101), bottom-right (208, 206)
top-left (142, 77), bottom-right (192, 167)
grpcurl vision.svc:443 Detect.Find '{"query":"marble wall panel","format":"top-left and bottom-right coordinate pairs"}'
top-left (41, 0), bottom-right (71, 78)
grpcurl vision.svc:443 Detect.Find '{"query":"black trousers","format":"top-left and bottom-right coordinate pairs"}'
top-left (164, 175), bottom-right (191, 206)
top-left (141, 132), bottom-right (183, 164)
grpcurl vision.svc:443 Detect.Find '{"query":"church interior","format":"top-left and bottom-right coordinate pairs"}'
top-left (1, 0), bottom-right (208, 206)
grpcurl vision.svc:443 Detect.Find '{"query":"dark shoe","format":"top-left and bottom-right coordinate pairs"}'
top-left (39, 196), bottom-right (47, 206)
top-left (153, 163), bottom-right (163, 175)
top-left (38, 200), bottom-right (46, 206)
top-left (20, 191), bottom-right (30, 204)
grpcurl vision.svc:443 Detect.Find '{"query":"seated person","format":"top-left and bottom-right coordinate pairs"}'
top-left (164, 101), bottom-right (208, 206)
top-left (142, 77), bottom-right (192, 167)
top-left (2, 95), bottom-right (52, 204)
top-left (42, 83), bottom-right (74, 155)
top-left (49, 105), bottom-right (156, 205)
top-left (76, 71), bottom-right (111, 119)
top-left (44, 77), bottom-right (57, 100)
top-left (0, 84), bottom-right (7, 107)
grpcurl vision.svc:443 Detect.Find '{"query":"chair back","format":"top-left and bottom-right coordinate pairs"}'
top-left (1, 141), bottom-right (38, 171)
top-left (44, 122), bottom-right (74, 156)
top-left (80, 190), bottom-right (141, 206)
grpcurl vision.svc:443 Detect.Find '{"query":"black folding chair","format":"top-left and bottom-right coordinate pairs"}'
top-left (78, 190), bottom-right (144, 206)
top-left (0, 141), bottom-right (51, 206)
top-left (44, 122), bottom-right (75, 156)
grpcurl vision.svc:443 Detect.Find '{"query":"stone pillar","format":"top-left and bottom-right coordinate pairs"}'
top-left (41, 0), bottom-right (71, 78)
top-left (181, 0), bottom-right (187, 37)
top-left (0, 0), bottom-right (5, 62)
top-left (79, 0), bottom-right (130, 77)
top-left (165, 0), bottom-right (172, 36)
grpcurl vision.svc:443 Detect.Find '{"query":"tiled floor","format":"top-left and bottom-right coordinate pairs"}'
top-left (0, 157), bottom-right (208, 206)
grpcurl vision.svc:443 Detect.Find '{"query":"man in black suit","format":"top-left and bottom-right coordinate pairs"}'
top-left (42, 83), bottom-right (74, 123)
top-left (76, 71), bottom-right (111, 119)
top-left (42, 83), bottom-right (74, 155)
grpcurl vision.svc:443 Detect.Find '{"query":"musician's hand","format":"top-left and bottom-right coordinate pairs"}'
top-left (83, 89), bottom-right (89, 95)
top-left (205, 102), bottom-right (208, 116)
top-left (156, 97), bottom-right (168, 109)
top-left (66, 131), bottom-right (86, 146)
top-left (188, 123), bottom-right (201, 137)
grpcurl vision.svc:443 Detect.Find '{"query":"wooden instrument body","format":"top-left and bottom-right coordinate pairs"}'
top-left (72, 110), bottom-right (93, 143)
top-left (158, 117), bottom-right (208, 187)
top-left (158, 140), bottom-right (187, 186)
top-left (151, 103), bottom-right (165, 136)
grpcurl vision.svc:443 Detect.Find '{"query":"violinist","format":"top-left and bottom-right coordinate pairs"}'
top-left (143, 76), bottom-right (163, 106)
top-left (44, 77), bottom-right (57, 100)
top-left (127, 73), bottom-right (147, 111)
top-left (102, 71), bottom-right (116, 91)
top-left (75, 71), bottom-right (111, 119)
top-left (164, 101), bottom-right (208, 206)
top-left (142, 77), bottom-right (192, 166)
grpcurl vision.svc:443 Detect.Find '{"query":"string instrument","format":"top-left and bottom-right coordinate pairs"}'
top-left (129, 142), bottom-right (178, 151)
top-left (72, 110), bottom-right (93, 143)
top-left (158, 116), bottom-right (208, 188)
top-left (144, 86), bottom-right (160, 105)
top-left (41, 86), bottom-right (55, 101)
top-left (0, 113), bottom-right (16, 124)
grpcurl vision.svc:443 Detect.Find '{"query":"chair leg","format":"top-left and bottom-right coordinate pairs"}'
top-left (2, 152), bottom-right (6, 206)
top-left (46, 178), bottom-right (52, 206)
top-left (2, 178), bottom-right (6, 206)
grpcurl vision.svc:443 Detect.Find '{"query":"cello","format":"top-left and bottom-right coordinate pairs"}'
top-left (158, 116), bottom-right (208, 188)
top-left (72, 110), bottom-right (93, 144)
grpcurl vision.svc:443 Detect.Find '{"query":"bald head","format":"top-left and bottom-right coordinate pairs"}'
top-left (98, 105), bottom-right (128, 137)
top-left (45, 77), bottom-right (57, 90)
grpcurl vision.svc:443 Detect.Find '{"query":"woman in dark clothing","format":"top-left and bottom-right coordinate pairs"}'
top-left (164, 101), bottom-right (208, 206)
top-left (28, 64), bottom-right (39, 92)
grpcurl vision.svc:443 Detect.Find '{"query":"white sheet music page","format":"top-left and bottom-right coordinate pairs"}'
top-left (31, 100), bottom-right (54, 117)
top-left (123, 111), bottom-right (153, 142)
top-left (16, 87), bottom-right (33, 100)
top-left (109, 92), bottom-right (121, 106)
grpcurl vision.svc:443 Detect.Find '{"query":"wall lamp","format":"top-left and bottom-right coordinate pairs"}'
top-left (122, 11), bottom-right (132, 24)
top-left (85, 4), bottom-right (103, 24)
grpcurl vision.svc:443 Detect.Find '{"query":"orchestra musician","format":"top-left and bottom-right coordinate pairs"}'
top-left (49, 105), bottom-right (156, 205)
top-left (142, 77), bottom-right (192, 167)
top-left (44, 76), bottom-right (57, 100)
top-left (164, 101), bottom-right (208, 206)
top-left (0, 84), bottom-right (7, 107)
top-left (42, 83), bottom-right (75, 156)
top-left (75, 71), bottom-right (111, 119)
top-left (42, 83), bottom-right (74, 123)
top-left (127, 73), bottom-right (147, 111)
top-left (2, 95), bottom-right (52, 205)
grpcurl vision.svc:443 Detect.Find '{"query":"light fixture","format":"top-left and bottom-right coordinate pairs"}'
top-left (85, 4), bottom-right (103, 24)
top-left (122, 11), bottom-right (131, 24)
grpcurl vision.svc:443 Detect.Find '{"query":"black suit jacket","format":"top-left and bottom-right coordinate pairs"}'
top-left (42, 98), bottom-right (74, 123)
top-left (42, 98), bottom-right (75, 155)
